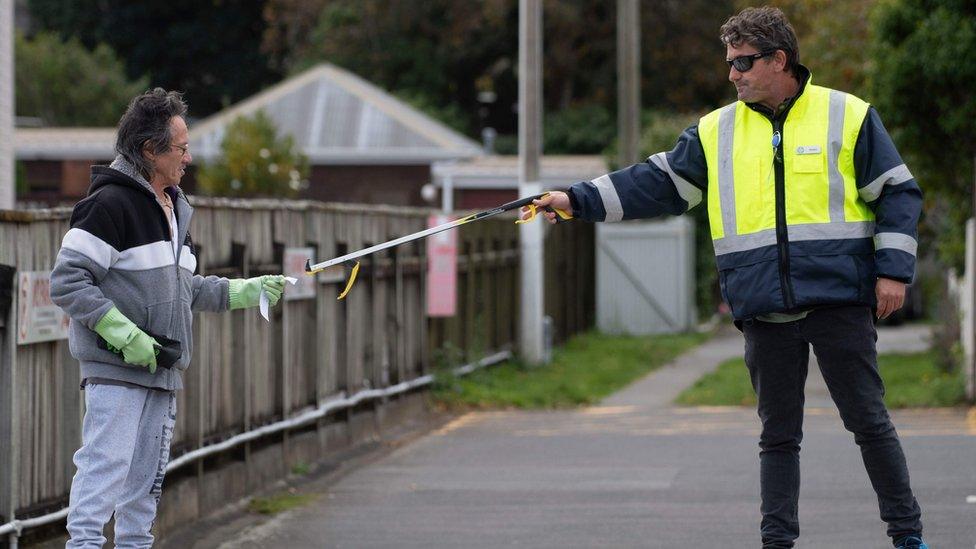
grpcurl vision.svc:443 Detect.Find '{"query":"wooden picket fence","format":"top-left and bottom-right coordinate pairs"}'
top-left (0, 198), bottom-right (594, 533)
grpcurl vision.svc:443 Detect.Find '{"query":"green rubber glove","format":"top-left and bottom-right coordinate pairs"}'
top-left (93, 306), bottom-right (160, 373)
top-left (229, 275), bottom-right (286, 310)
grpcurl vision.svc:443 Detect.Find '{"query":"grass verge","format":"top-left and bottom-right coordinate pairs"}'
top-left (674, 356), bottom-right (755, 407)
top-left (248, 491), bottom-right (318, 515)
top-left (879, 351), bottom-right (967, 408)
top-left (431, 330), bottom-right (709, 410)
top-left (675, 349), bottom-right (967, 408)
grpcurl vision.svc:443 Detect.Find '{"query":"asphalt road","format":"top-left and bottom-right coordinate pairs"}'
top-left (178, 324), bottom-right (976, 549)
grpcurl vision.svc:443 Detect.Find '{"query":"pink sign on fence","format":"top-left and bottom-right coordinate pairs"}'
top-left (426, 214), bottom-right (458, 317)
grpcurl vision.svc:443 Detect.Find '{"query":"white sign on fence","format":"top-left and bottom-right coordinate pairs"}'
top-left (283, 247), bottom-right (316, 300)
top-left (426, 214), bottom-right (458, 317)
top-left (18, 270), bottom-right (70, 345)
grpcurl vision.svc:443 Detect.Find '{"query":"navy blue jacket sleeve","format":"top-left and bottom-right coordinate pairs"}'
top-left (853, 107), bottom-right (922, 283)
top-left (567, 125), bottom-right (708, 222)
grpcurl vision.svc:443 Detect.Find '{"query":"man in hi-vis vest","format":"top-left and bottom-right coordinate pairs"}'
top-left (525, 7), bottom-right (925, 549)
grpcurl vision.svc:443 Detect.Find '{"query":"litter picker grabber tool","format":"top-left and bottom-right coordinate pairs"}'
top-left (304, 192), bottom-right (573, 299)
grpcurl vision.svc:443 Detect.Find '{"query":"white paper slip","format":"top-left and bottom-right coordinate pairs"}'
top-left (260, 277), bottom-right (298, 321)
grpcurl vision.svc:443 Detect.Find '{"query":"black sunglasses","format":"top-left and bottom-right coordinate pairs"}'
top-left (726, 50), bottom-right (777, 72)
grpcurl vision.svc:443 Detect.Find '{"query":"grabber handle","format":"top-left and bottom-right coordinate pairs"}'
top-left (543, 205), bottom-right (574, 223)
top-left (515, 192), bottom-right (574, 225)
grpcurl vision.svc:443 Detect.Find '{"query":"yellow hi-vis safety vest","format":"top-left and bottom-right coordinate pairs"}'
top-left (699, 84), bottom-right (873, 253)
top-left (698, 83), bottom-right (875, 317)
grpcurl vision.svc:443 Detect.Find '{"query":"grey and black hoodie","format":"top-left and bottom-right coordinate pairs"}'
top-left (51, 157), bottom-right (229, 391)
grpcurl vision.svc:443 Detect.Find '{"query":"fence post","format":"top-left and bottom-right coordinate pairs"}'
top-left (1, 268), bottom-right (19, 542)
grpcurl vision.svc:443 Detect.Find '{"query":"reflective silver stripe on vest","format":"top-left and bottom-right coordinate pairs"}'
top-left (858, 164), bottom-right (914, 203)
top-left (717, 104), bottom-right (738, 237)
top-left (827, 90), bottom-right (847, 222)
top-left (790, 220), bottom-right (874, 241)
top-left (649, 152), bottom-right (702, 210)
top-left (590, 174), bottom-right (624, 222)
top-left (874, 232), bottom-right (918, 256)
top-left (713, 221), bottom-right (875, 256)
top-left (713, 228), bottom-right (777, 255)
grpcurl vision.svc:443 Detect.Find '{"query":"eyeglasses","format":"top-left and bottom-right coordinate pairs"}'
top-left (726, 50), bottom-right (777, 72)
top-left (170, 143), bottom-right (189, 158)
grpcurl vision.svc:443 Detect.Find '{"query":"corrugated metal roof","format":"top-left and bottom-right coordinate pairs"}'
top-left (15, 63), bottom-right (482, 165)
top-left (431, 155), bottom-right (608, 189)
top-left (191, 63), bottom-right (481, 164)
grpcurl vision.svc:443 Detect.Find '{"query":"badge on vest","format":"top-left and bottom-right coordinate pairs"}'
top-left (795, 145), bottom-right (822, 155)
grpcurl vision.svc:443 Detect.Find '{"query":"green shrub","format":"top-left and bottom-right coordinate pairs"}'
top-left (196, 110), bottom-right (309, 198)
top-left (16, 31), bottom-right (147, 126)
top-left (544, 104), bottom-right (616, 154)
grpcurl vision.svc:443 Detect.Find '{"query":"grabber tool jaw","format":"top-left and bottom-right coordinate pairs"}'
top-left (336, 260), bottom-right (360, 300)
top-left (305, 257), bottom-right (360, 300)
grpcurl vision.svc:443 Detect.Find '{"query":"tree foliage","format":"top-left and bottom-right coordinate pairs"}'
top-left (196, 111), bottom-right (309, 198)
top-left (263, 0), bottom-right (735, 143)
top-left (283, 0), bottom-right (517, 136)
top-left (28, 0), bottom-right (281, 118)
top-left (871, 0), bottom-right (976, 269)
top-left (15, 31), bottom-right (148, 126)
top-left (752, 0), bottom-right (875, 97)
top-left (543, 104), bottom-right (616, 155)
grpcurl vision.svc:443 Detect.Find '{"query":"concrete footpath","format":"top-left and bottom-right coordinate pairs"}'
top-left (174, 324), bottom-right (976, 549)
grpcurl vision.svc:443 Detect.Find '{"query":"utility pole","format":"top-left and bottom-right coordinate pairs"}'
top-left (617, 0), bottom-right (641, 168)
top-left (969, 152), bottom-right (976, 401)
top-left (519, 0), bottom-right (545, 364)
top-left (0, 0), bottom-right (14, 209)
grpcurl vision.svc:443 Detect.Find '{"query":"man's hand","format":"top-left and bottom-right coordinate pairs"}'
top-left (94, 306), bottom-right (160, 373)
top-left (120, 329), bottom-right (161, 373)
top-left (519, 191), bottom-right (572, 224)
top-left (875, 278), bottom-right (906, 319)
top-left (261, 275), bottom-right (286, 307)
top-left (230, 275), bottom-right (287, 310)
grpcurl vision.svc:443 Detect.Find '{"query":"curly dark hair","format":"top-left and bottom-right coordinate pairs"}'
top-left (115, 88), bottom-right (188, 179)
top-left (720, 7), bottom-right (800, 75)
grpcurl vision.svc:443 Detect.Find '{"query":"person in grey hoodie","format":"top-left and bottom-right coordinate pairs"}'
top-left (50, 88), bottom-right (286, 548)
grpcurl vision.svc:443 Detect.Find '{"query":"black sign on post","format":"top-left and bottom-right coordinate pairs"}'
top-left (0, 264), bottom-right (14, 328)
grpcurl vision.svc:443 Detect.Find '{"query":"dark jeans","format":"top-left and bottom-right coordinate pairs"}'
top-left (742, 306), bottom-right (922, 548)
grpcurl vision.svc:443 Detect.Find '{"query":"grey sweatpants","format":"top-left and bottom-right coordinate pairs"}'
top-left (66, 383), bottom-right (176, 548)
